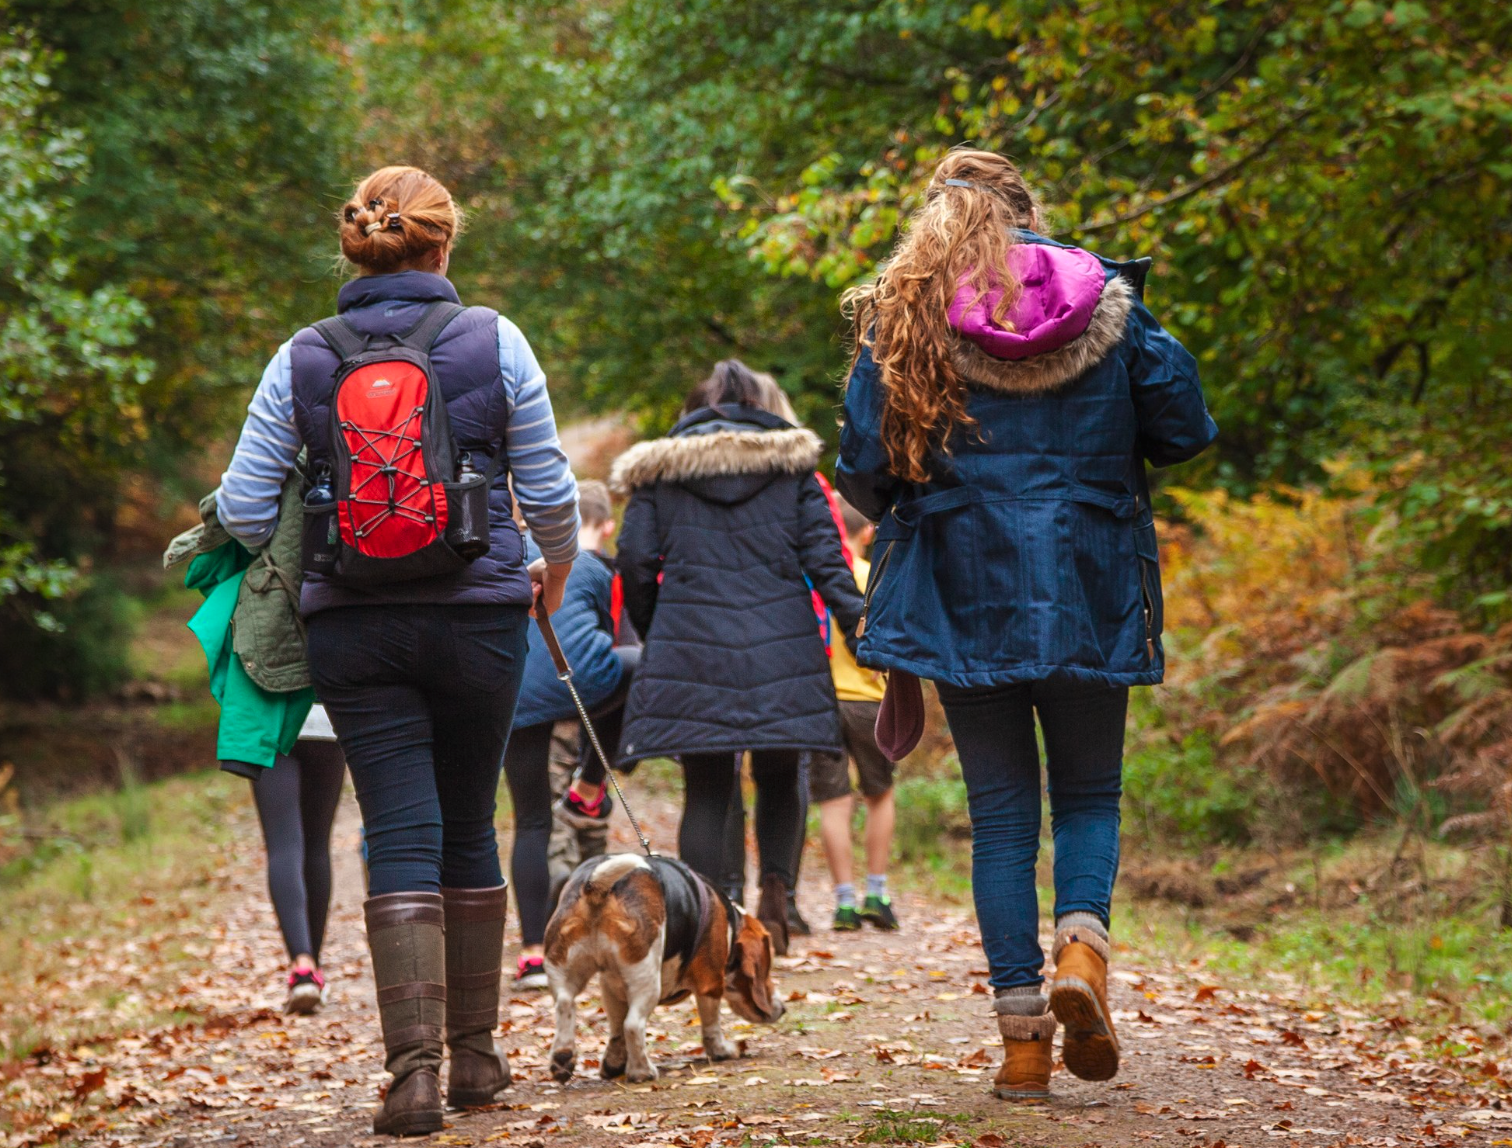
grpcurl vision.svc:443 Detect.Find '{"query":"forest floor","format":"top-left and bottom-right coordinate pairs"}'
top-left (6, 779), bottom-right (1512, 1148)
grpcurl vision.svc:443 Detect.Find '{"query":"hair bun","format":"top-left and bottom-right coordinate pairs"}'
top-left (338, 166), bottom-right (462, 274)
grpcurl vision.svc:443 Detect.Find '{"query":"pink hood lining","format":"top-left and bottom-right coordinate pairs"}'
top-left (947, 244), bottom-right (1107, 361)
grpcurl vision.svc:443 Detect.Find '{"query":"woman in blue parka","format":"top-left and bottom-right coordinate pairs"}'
top-left (836, 149), bottom-right (1216, 1101)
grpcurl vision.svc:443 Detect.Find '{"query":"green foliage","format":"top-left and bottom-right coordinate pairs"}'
top-left (0, 30), bottom-right (149, 641)
top-left (0, 578), bottom-right (136, 701)
top-left (1123, 726), bottom-right (1254, 847)
top-left (0, 3), bottom-right (347, 698)
top-left (892, 772), bottom-right (972, 864)
top-left (10, 0), bottom-right (1508, 704)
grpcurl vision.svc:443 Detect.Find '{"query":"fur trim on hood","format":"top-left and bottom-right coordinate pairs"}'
top-left (610, 425), bottom-right (823, 494)
top-left (951, 273), bottom-right (1133, 396)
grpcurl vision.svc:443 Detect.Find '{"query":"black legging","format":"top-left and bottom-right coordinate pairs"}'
top-left (502, 721), bottom-right (555, 947)
top-left (680, 750), bottom-right (800, 888)
top-left (720, 753), bottom-right (809, 899)
top-left (249, 740), bottom-right (346, 963)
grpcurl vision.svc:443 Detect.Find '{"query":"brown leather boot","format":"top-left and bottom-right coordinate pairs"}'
top-left (1049, 922), bottom-right (1119, 1081)
top-left (365, 892), bottom-right (446, 1136)
top-left (994, 1012), bottom-right (1056, 1100)
top-left (756, 873), bottom-right (790, 957)
top-left (442, 885), bottom-right (511, 1107)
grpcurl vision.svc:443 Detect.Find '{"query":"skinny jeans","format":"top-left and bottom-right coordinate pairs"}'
top-left (935, 681), bottom-right (1128, 990)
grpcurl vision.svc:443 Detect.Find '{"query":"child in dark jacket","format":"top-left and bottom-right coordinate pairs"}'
top-left (502, 481), bottom-right (632, 989)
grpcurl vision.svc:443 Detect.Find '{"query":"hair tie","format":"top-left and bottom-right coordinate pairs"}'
top-left (363, 213), bottom-right (403, 236)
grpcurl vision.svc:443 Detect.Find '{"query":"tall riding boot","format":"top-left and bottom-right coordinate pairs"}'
top-left (365, 892), bottom-right (446, 1137)
top-left (756, 873), bottom-right (791, 957)
top-left (442, 885), bottom-right (511, 1107)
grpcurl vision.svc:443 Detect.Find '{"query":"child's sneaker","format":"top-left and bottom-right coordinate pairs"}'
top-left (556, 787), bottom-right (612, 831)
top-left (832, 905), bottom-right (863, 931)
top-left (860, 894), bottom-right (899, 931)
top-left (284, 968), bottom-right (325, 1015)
top-left (514, 955), bottom-right (548, 991)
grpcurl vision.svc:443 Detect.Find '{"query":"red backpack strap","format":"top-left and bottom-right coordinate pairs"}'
top-left (610, 571), bottom-right (625, 641)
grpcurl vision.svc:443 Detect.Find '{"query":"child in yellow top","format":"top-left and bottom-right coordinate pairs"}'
top-left (812, 496), bottom-right (897, 931)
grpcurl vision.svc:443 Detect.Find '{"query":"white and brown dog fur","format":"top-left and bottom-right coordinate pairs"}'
top-left (544, 852), bottom-right (784, 1083)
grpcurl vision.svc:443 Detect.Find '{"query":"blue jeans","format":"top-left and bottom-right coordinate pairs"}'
top-left (307, 604), bottom-right (530, 896)
top-left (936, 682), bottom-right (1128, 990)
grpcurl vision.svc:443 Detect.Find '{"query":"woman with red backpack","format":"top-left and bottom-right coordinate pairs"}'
top-left (218, 166), bottom-right (579, 1136)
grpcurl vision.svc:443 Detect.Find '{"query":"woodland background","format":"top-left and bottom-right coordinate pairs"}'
top-left (5, 0), bottom-right (1512, 1074)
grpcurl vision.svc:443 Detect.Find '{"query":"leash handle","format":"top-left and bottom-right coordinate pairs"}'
top-left (533, 606), bottom-right (654, 857)
top-left (534, 593), bottom-right (573, 678)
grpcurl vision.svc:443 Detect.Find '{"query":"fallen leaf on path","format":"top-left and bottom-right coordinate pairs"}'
top-left (70, 1068), bottom-right (107, 1100)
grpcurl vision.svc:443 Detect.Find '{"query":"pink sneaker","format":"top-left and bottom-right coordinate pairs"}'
top-left (514, 955), bottom-right (547, 992)
top-left (285, 967), bottom-right (326, 1015)
top-left (556, 787), bottom-right (611, 831)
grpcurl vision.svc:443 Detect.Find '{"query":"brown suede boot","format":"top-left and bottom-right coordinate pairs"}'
top-left (441, 885), bottom-right (511, 1107)
top-left (1049, 922), bottom-right (1119, 1082)
top-left (365, 892), bottom-right (446, 1137)
top-left (756, 873), bottom-right (790, 957)
top-left (994, 1012), bottom-right (1056, 1100)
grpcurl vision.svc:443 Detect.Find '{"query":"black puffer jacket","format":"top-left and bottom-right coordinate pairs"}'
top-left (610, 405), bottom-right (864, 764)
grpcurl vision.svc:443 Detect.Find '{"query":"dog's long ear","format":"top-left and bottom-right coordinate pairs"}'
top-left (735, 917), bottom-right (776, 1018)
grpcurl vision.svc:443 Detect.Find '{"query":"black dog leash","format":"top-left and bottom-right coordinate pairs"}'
top-left (534, 604), bottom-right (654, 857)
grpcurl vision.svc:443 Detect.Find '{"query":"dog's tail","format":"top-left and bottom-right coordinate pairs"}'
top-left (581, 853), bottom-right (646, 901)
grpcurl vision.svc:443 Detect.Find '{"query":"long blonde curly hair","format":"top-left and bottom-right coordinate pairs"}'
top-left (844, 149), bottom-right (1040, 484)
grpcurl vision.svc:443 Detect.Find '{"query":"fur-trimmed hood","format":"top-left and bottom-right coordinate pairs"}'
top-left (610, 405), bottom-right (823, 500)
top-left (949, 239), bottom-right (1134, 396)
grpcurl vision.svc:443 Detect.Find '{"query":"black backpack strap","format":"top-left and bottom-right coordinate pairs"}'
top-left (311, 316), bottom-right (369, 362)
top-left (398, 301), bottom-right (466, 353)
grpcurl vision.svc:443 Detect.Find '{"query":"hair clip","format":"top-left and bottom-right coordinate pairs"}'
top-left (944, 178), bottom-right (980, 190)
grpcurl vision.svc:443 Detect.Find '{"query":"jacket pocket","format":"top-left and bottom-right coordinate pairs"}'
top-left (855, 538), bottom-right (894, 640)
top-left (1133, 519), bottom-right (1163, 659)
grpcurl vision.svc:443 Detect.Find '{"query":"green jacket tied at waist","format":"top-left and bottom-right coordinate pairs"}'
top-left (165, 475), bottom-right (312, 769)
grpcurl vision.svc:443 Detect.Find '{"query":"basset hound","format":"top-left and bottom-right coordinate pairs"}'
top-left (544, 852), bottom-right (783, 1083)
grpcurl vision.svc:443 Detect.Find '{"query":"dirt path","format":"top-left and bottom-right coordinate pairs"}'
top-left (24, 789), bottom-right (1512, 1148)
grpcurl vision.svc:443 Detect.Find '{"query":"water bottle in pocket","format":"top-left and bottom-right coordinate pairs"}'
top-left (302, 467), bottom-right (339, 575)
top-left (444, 451), bottom-right (491, 562)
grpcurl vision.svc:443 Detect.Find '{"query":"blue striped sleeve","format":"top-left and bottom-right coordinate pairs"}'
top-left (498, 317), bottom-right (579, 565)
top-left (219, 342), bottom-right (301, 549)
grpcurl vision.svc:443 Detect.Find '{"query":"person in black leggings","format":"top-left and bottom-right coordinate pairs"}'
top-left (247, 734), bottom-right (346, 1013)
top-left (612, 362), bottom-right (864, 956)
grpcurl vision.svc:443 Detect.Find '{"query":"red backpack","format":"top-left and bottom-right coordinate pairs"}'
top-left (303, 302), bottom-right (497, 585)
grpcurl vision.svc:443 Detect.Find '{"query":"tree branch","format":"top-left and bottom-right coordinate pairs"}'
top-left (1074, 108), bottom-right (1308, 234)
